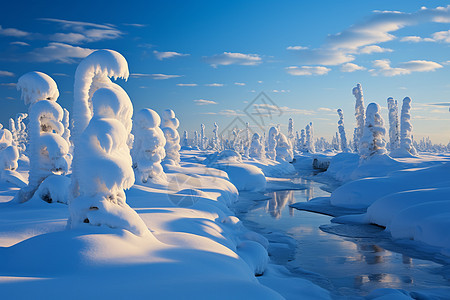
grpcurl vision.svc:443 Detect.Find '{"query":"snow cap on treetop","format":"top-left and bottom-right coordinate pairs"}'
top-left (17, 71), bottom-right (59, 106)
top-left (134, 108), bottom-right (161, 129)
top-left (76, 49), bottom-right (129, 82)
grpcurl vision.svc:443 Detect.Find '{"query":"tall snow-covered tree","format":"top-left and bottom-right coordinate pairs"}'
top-left (15, 71), bottom-right (70, 203)
top-left (193, 130), bottom-right (199, 148)
top-left (267, 126), bottom-right (278, 160)
top-left (387, 97), bottom-right (400, 151)
top-left (71, 49), bottom-right (129, 200)
top-left (132, 108), bottom-right (166, 184)
top-left (359, 102), bottom-right (387, 160)
top-left (181, 130), bottom-right (188, 147)
top-left (298, 129), bottom-right (306, 152)
top-left (62, 108), bottom-right (71, 146)
top-left (337, 109), bottom-right (349, 152)
top-left (287, 118), bottom-right (295, 146)
top-left (399, 97), bottom-right (417, 156)
top-left (161, 109), bottom-right (181, 166)
top-left (212, 122), bottom-right (219, 151)
top-left (352, 83), bottom-right (365, 152)
top-left (200, 124), bottom-right (206, 150)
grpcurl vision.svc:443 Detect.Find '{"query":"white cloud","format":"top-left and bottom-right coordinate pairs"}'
top-left (153, 50), bottom-right (189, 60)
top-left (370, 59), bottom-right (443, 76)
top-left (285, 66), bottom-right (330, 76)
top-left (287, 46), bottom-right (308, 50)
top-left (0, 83), bottom-right (16, 87)
top-left (234, 82), bottom-right (245, 86)
top-left (0, 71), bottom-right (14, 77)
top-left (122, 23), bottom-right (147, 27)
top-left (204, 83), bottom-right (224, 87)
top-left (432, 30), bottom-right (450, 43)
top-left (252, 103), bottom-right (314, 117)
top-left (400, 35), bottom-right (434, 42)
top-left (272, 89), bottom-right (290, 93)
top-left (0, 25), bottom-right (29, 37)
top-left (359, 45), bottom-right (393, 54)
top-left (177, 83), bottom-right (198, 87)
top-left (10, 41), bottom-right (29, 46)
top-left (204, 52), bottom-right (262, 67)
top-left (293, 6), bottom-right (450, 65)
top-left (340, 63), bottom-right (366, 72)
top-left (194, 99), bottom-right (218, 105)
top-left (130, 73), bottom-right (182, 80)
top-left (27, 42), bottom-right (94, 63)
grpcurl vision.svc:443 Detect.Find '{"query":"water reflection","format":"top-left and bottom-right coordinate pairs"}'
top-left (237, 178), bottom-right (449, 297)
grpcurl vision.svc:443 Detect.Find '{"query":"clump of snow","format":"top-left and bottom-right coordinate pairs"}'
top-left (16, 71), bottom-right (59, 106)
top-left (29, 174), bottom-right (71, 204)
top-left (131, 108), bottom-right (167, 184)
top-left (161, 109), bottom-right (181, 166)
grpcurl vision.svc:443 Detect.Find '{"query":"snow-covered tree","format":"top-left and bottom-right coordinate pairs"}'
top-left (212, 122), bottom-right (219, 151)
top-left (161, 109), bottom-right (181, 166)
top-left (276, 133), bottom-right (293, 162)
top-left (13, 113), bottom-right (28, 154)
top-left (332, 133), bottom-right (340, 151)
top-left (267, 126), bottom-right (278, 160)
top-left (298, 129), bottom-right (306, 152)
top-left (305, 122), bottom-right (315, 153)
top-left (193, 130), bottom-right (199, 148)
top-left (287, 118), bottom-right (295, 146)
top-left (69, 86), bottom-right (149, 236)
top-left (387, 97), bottom-right (400, 151)
top-left (62, 108), bottom-right (71, 146)
top-left (0, 124), bottom-right (19, 171)
top-left (398, 97), bottom-right (417, 156)
top-left (352, 83), bottom-right (365, 152)
top-left (132, 108), bottom-right (166, 184)
top-left (359, 102), bottom-right (387, 160)
top-left (337, 109), bottom-right (349, 152)
top-left (181, 130), bottom-right (188, 148)
top-left (15, 71), bottom-right (70, 203)
top-left (71, 49), bottom-right (130, 200)
top-left (200, 124), bottom-right (206, 150)
top-left (249, 132), bottom-right (265, 159)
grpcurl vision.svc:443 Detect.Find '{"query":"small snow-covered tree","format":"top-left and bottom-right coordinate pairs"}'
top-left (287, 118), bottom-right (295, 146)
top-left (249, 132), bottom-right (265, 159)
top-left (0, 124), bottom-right (19, 172)
top-left (161, 109), bottom-right (181, 166)
top-left (305, 122), bottom-right (315, 153)
top-left (332, 133), bottom-right (340, 151)
top-left (15, 71), bottom-right (70, 203)
top-left (359, 102), bottom-right (387, 160)
top-left (200, 123), bottom-right (206, 150)
top-left (298, 129), bottom-right (306, 152)
top-left (193, 130), bottom-right (199, 148)
top-left (181, 130), bottom-right (188, 147)
top-left (353, 83), bottom-right (365, 152)
top-left (387, 97), bottom-right (400, 151)
top-left (69, 87), bottom-right (149, 236)
top-left (398, 97), bottom-right (417, 156)
top-left (212, 122), bottom-right (219, 150)
top-left (267, 126), bottom-right (278, 160)
top-left (276, 133), bottom-right (293, 162)
top-left (132, 108), bottom-right (166, 184)
top-left (62, 108), bottom-right (71, 146)
top-left (13, 113), bottom-right (28, 154)
top-left (337, 109), bottom-right (349, 152)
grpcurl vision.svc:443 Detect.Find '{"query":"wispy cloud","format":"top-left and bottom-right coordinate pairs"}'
top-left (122, 23), bottom-right (147, 27)
top-left (27, 42), bottom-right (94, 63)
top-left (10, 41), bottom-right (29, 46)
top-left (432, 30), bottom-right (450, 43)
top-left (252, 103), bottom-right (315, 117)
top-left (204, 52), bottom-right (262, 67)
top-left (130, 73), bottom-right (182, 80)
top-left (0, 71), bottom-right (14, 77)
top-left (369, 59), bottom-right (443, 76)
top-left (0, 25), bottom-right (29, 37)
top-left (39, 18), bottom-right (122, 44)
top-left (400, 35), bottom-right (434, 42)
top-left (340, 62), bottom-right (366, 72)
top-left (287, 46), bottom-right (308, 50)
top-left (359, 45), bottom-right (393, 54)
top-left (204, 83), bottom-right (224, 87)
top-left (194, 99), bottom-right (218, 105)
top-left (202, 109), bottom-right (245, 117)
top-left (153, 50), bottom-right (189, 60)
top-left (176, 83), bottom-right (198, 87)
top-left (234, 82), bottom-right (246, 86)
top-left (0, 83), bottom-right (16, 88)
top-left (285, 66), bottom-right (330, 76)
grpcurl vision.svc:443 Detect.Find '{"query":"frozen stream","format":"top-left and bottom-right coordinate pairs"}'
top-left (233, 177), bottom-right (450, 298)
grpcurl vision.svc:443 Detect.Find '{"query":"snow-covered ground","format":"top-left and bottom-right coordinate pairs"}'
top-left (0, 150), bottom-right (333, 299)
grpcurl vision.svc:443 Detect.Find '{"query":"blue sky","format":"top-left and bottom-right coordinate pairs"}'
top-left (1, 0), bottom-right (450, 143)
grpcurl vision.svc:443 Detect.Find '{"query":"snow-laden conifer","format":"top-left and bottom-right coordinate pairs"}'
top-left (359, 103), bottom-right (387, 160)
top-left (267, 126), bottom-right (278, 160)
top-left (352, 83), bottom-right (365, 151)
top-left (249, 132), bottom-right (265, 159)
top-left (161, 109), bottom-right (181, 166)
